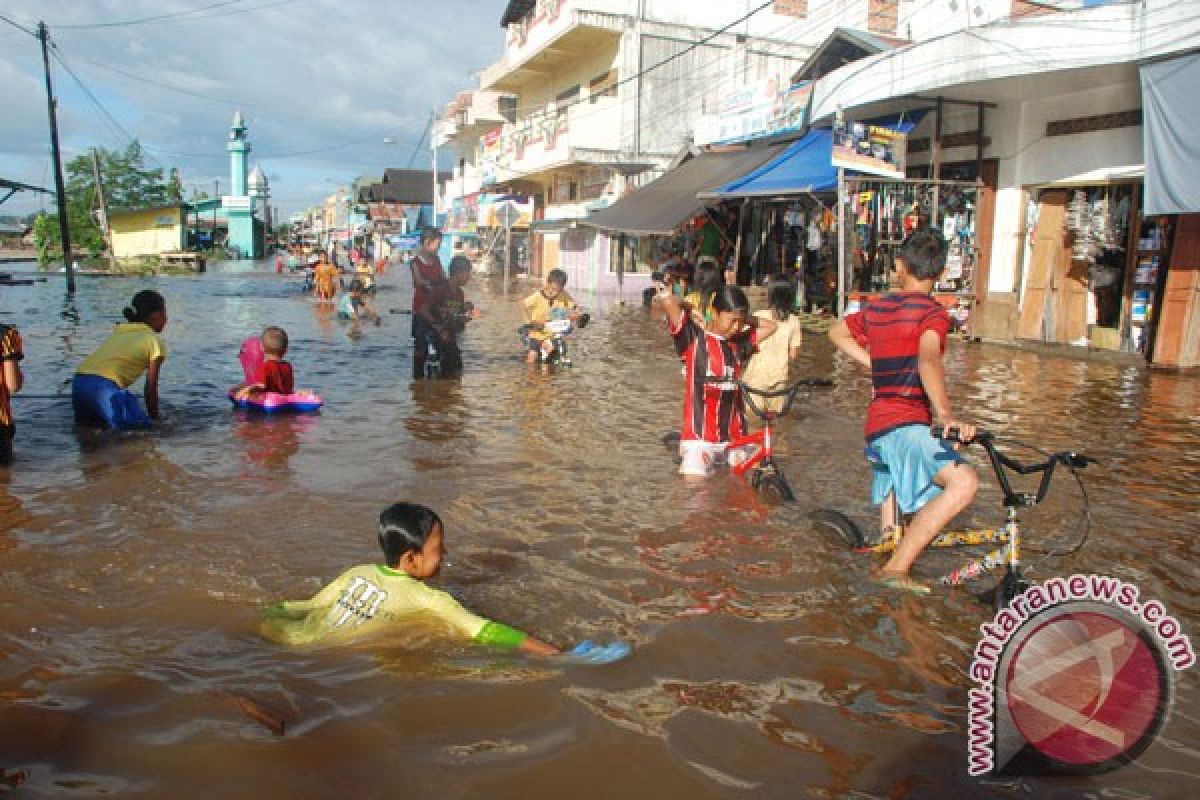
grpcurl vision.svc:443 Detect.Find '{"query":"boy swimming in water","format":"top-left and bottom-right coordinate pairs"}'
top-left (261, 503), bottom-right (561, 654)
top-left (234, 326), bottom-right (315, 399)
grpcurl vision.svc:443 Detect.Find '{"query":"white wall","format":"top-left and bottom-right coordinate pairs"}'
top-left (1012, 80), bottom-right (1143, 187)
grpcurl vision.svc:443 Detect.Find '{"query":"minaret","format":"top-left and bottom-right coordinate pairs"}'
top-left (223, 110), bottom-right (256, 259)
top-left (228, 110), bottom-right (249, 197)
top-left (249, 164), bottom-right (270, 233)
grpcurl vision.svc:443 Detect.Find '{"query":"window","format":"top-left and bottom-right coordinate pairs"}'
top-left (556, 84), bottom-right (581, 105)
top-left (589, 70), bottom-right (618, 101)
top-left (498, 95), bottom-right (517, 124)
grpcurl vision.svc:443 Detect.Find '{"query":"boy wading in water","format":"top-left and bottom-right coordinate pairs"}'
top-left (828, 230), bottom-right (978, 594)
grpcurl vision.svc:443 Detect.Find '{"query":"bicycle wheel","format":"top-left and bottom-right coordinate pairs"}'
top-left (809, 509), bottom-right (866, 549)
top-left (757, 471), bottom-right (796, 503)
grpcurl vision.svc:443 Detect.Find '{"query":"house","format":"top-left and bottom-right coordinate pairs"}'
top-left (109, 204), bottom-right (188, 259)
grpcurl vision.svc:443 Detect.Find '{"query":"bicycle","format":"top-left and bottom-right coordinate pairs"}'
top-left (810, 427), bottom-right (1096, 609)
top-left (676, 375), bottom-right (833, 501)
top-left (519, 313), bottom-right (590, 367)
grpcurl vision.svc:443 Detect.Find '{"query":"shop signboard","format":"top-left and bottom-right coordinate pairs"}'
top-left (832, 122), bottom-right (906, 180)
top-left (478, 194), bottom-right (534, 228)
top-left (694, 79), bottom-right (811, 146)
top-left (444, 195), bottom-right (479, 233)
top-left (478, 126), bottom-right (505, 187)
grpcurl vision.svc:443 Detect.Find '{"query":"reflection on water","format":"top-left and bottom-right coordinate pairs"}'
top-left (0, 262), bottom-right (1196, 797)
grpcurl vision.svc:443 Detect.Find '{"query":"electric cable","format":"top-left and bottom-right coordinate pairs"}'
top-left (53, 0), bottom-right (252, 30)
top-left (0, 12), bottom-right (37, 37)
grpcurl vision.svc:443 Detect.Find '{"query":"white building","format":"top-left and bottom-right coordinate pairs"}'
top-left (802, 0), bottom-right (1200, 363)
top-left (437, 0), bottom-right (816, 286)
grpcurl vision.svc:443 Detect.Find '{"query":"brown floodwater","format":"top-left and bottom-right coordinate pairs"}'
top-left (0, 263), bottom-right (1196, 798)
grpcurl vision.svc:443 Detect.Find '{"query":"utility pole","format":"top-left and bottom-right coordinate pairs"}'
top-left (90, 148), bottom-right (111, 256)
top-left (213, 179), bottom-right (219, 246)
top-left (431, 105), bottom-right (439, 224)
top-left (38, 21), bottom-right (74, 293)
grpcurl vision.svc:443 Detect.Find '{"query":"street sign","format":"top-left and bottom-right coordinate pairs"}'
top-left (495, 201), bottom-right (519, 230)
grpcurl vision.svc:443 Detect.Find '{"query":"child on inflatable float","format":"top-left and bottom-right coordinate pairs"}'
top-left (230, 326), bottom-right (323, 412)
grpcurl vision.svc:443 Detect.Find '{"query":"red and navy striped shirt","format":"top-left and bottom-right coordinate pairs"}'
top-left (670, 315), bottom-right (757, 443)
top-left (845, 292), bottom-right (950, 441)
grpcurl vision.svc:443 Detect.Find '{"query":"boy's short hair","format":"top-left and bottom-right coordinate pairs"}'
top-left (898, 229), bottom-right (947, 280)
top-left (448, 255), bottom-right (472, 276)
top-left (378, 503), bottom-right (441, 567)
top-left (420, 226), bottom-right (443, 246)
top-left (546, 268), bottom-right (568, 286)
top-left (261, 326), bottom-right (288, 356)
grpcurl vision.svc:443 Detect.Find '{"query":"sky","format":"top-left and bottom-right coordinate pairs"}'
top-left (0, 0), bottom-right (508, 219)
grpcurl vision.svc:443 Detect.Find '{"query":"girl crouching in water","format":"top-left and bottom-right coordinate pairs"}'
top-left (72, 290), bottom-right (168, 429)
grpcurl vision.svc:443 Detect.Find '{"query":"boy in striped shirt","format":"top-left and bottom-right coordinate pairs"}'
top-left (829, 230), bottom-right (978, 594)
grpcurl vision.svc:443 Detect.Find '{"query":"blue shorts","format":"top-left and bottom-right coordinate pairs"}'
top-left (865, 424), bottom-right (964, 514)
top-left (72, 373), bottom-right (153, 430)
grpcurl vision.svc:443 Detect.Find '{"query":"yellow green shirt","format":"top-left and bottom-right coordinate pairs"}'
top-left (261, 564), bottom-right (526, 649)
top-left (76, 323), bottom-right (167, 388)
top-left (522, 289), bottom-right (576, 341)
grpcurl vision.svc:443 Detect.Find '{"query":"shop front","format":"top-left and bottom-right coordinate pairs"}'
top-left (1016, 179), bottom-right (1168, 354)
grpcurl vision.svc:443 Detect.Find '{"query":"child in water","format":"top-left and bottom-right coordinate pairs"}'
top-left (656, 284), bottom-right (776, 477)
top-left (0, 322), bottom-right (24, 465)
top-left (73, 290), bottom-right (167, 429)
top-left (426, 256), bottom-right (480, 377)
top-left (337, 280), bottom-right (378, 322)
top-left (235, 326), bottom-right (316, 398)
top-left (261, 503), bottom-right (562, 654)
top-left (741, 280), bottom-right (804, 418)
top-left (521, 268), bottom-right (585, 364)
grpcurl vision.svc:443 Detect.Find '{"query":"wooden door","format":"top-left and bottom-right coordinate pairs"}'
top-left (1152, 213), bottom-right (1200, 367)
top-left (972, 160), bottom-right (999, 299)
top-left (1058, 244), bottom-right (1092, 343)
top-left (1018, 190), bottom-right (1068, 340)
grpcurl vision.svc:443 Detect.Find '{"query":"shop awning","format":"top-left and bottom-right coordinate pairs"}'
top-left (703, 111), bottom-right (927, 199)
top-left (702, 129), bottom-right (837, 198)
top-left (1141, 52), bottom-right (1200, 214)
top-left (580, 145), bottom-right (781, 235)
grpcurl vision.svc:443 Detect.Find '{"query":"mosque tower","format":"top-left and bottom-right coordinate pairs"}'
top-left (248, 164), bottom-right (271, 241)
top-left (224, 110), bottom-right (257, 259)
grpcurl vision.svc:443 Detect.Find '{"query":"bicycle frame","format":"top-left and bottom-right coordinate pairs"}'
top-left (703, 376), bottom-right (832, 485)
top-left (863, 430), bottom-right (1093, 588)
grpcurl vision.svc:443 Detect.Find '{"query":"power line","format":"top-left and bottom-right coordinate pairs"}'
top-left (53, 0), bottom-right (252, 30)
top-left (408, 112), bottom-right (432, 168)
top-left (0, 12), bottom-right (37, 37)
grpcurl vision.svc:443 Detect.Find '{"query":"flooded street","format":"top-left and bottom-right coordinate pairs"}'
top-left (0, 263), bottom-right (1196, 798)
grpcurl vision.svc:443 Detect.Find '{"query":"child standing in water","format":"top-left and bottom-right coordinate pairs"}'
top-left (313, 252), bottom-right (339, 301)
top-left (0, 322), bottom-right (24, 465)
top-left (73, 290), bottom-right (167, 429)
top-left (262, 503), bottom-right (562, 654)
top-left (741, 280), bottom-right (804, 417)
top-left (656, 285), bottom-right (776, 477)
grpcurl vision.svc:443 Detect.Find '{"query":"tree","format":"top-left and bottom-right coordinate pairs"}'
top-left (35, 140), bottom-right (181, 262)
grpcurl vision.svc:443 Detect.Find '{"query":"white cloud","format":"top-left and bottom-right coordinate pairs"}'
top-left (0, 0), bottom-right (508, 216)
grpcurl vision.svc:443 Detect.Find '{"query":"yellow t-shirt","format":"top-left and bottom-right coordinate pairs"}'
top-left (522, 289), bottom-right (576, 341)
top-left (76, 322), bottom-right (167, 388)
top-left (742, 310), bottom-right (803, 390)
top-left (262, 564), bottom-right (490, 646)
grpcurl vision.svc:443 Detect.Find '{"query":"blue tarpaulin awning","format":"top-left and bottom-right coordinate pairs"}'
top-left (701, 111), bottom-right (927, 199)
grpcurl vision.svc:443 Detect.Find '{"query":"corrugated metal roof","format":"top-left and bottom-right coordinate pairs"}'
top-left (580, 145), bottom-right (782, 235)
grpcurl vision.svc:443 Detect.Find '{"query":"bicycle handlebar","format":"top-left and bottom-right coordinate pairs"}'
top-left (702, 376), bottom-right (833, 420)
top-left (932, 426), bottom-right (1096, 507)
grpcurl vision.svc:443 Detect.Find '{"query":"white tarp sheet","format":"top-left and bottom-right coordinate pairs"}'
top-left (1141, 53), bottom-right (1200, 215)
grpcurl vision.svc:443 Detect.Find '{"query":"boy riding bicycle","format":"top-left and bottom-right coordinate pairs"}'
top-left (828, 230), bottom-right (978, 594)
